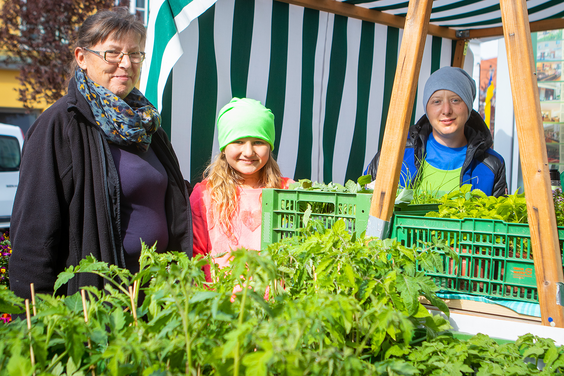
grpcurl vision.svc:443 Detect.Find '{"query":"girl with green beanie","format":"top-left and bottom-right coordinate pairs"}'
top-left (190, 98), bottom-right (293, 283)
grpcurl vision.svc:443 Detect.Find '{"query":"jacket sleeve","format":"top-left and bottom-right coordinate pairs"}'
top-left (189, 183), bottom-right (212, 282)
top-left (185, 180), bottom-right (193, 196)
top-left (492, 158), bottom-right (508, 197)
top-left (9, 107), bottom-right (72, 299)
top-left (364, 152), bottom-right (381, 182)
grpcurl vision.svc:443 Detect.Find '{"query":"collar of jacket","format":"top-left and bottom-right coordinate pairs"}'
top-left (65, 77), bottom-right (104, 127)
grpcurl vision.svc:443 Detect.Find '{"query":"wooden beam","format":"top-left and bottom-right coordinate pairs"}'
top-left (451, 39), bottom-right (467, 69)
top-left (366, 0), bottom-right (433, 238)
top-left (277, 0), bottom-right (563, 41)
top-left (275, 0), bottom-right (456, 39)
top-left (467, 18), bottom-right (564, 39)
top-left (500, 0), bottom-right (564, 327)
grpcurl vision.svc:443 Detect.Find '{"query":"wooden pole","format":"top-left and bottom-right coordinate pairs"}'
top-left (30, 283), bottom-right (37, 316)
top-left (25, 299), bottom-right (36, 374)
top-left (81, 290), bottom-right (96, 376)
top-left (365, 0), bottom-right (433, 238)
top-left (129, 285), bottom-right (138, 326)
top-left (451, 39), bottom-right (467, 69)
top-left (499, 0), bottom-right (564, 327)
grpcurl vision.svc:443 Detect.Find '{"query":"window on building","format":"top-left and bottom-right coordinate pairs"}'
top-left (131, 0), bottom-right (149, 25)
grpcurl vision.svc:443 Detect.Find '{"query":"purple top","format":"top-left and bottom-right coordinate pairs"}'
top-left (110, 144), bottom-right (169, 273)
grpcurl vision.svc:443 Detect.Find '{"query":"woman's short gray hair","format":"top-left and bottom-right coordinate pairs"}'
top-left (70, 7), bottom-right (146, 74)
top-left (76, 7), bottom-right (146, 49)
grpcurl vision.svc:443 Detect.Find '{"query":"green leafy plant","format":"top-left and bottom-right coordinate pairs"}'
top-left (0, 225), bottom-right (452, 375)
top-left (287, 177), bottom-right (373, 217)
top-left (406, 187), bottom-right (444, 205)
top-left (408, 332), bottom-right (564, 375)
top-left (0, 226), bottom-right (563, 375)
top-left (289, 176), bottom-right (373, 194)
top-left (268, 219), bottom-right (455, 356)
top-left (425, 184), bottom-right (528, 223)
top-left (424, 184), bottom-right (564, 226)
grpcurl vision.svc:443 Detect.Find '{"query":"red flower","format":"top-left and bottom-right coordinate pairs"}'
top-left (0, 313), bottom-right (11, 324)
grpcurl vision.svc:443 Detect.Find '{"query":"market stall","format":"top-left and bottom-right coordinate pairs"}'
top-left (141, 0), bottom-right (564, 331)
top-left (5, 2), bottom-right (564, 373)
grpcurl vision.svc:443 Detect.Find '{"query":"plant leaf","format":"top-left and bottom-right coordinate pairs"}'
top-left (54, 267), bottom-right (77, 292)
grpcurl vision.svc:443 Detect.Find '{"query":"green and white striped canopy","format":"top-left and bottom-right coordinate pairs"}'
top-left (340, 0), bottom-right (564, 30)
top-left (140, 0), bottom-right (564, 185)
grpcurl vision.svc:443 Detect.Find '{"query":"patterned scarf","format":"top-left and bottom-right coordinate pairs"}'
top-left (75, 68), bottom-right (161, 152)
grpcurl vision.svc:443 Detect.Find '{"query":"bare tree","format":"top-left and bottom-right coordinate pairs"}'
top-left (0, 0), bottom-right (129, 109)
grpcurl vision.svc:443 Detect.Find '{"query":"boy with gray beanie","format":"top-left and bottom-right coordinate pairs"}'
top-left (365, 66), bottom-right (507, 197)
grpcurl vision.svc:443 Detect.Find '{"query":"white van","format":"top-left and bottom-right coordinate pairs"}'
top-left (0, 123), bottom-right (24, 229)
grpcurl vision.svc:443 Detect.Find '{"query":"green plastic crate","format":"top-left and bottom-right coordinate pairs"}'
top-left (391, 214), bottom-right (564, 303)
top-left (261, 190), bottom-right (441, 249)
top-left (393, 203), bottom-right (440, 216)
top-left (261, 189), bottom-right (372, 250)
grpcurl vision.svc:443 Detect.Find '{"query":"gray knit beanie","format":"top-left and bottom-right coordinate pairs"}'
top-left (422, 66), bottom-right (476, 115)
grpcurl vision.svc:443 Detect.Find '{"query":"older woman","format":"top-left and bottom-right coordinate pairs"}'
top-left (9, 8), bottom-right (192, 300)
top-left (365, 66), bottom-right (507, 198)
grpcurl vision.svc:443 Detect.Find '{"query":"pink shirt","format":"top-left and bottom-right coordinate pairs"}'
top-left (190, 177), bottom-right (292, 282)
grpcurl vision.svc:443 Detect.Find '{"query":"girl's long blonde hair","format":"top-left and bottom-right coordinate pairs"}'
top-left (203, 149), bottom-right (284, 238)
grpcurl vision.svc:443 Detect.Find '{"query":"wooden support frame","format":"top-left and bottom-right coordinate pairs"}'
top-left (451, 39), bottom-right (467, 69)
top-left (367, 0), bottom-right (433, 234)
top-left (466, 18), bottom-right (564, 39)
top-left (275, 0), bottom-right (455, 39)
top-left (499, 0), bottom-right (564, 327)
top-left (276, 0), bottom-right (564, 327)
top-left (277, 0), bottom-right (564, 39)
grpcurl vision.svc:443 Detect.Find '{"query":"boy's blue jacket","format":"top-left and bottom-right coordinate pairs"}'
top-left (365, 110), bottom-right (507, 197)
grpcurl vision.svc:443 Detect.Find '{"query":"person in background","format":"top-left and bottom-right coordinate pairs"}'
top-left (190, 98), bottom-right (293, 283)
top-left (365, 66), bottom-right (507, 198)
top-left (9, 8), bottom-right (192, 301)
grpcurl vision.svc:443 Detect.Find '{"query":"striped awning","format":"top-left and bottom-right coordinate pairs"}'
top-left (142, 0), bottom-right (564, 111)
top-left (278, 0), bottom-right (564, 38)
top-left (344, 0), bottom-right (564, 30)
top-left (141, 0), bottom-right (564, 185)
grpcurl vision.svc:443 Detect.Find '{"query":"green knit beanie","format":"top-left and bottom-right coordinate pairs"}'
top-left (217, 97), bottom-right (275, 151)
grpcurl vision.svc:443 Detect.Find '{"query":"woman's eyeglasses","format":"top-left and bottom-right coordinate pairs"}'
top-left (82, 47), bottom-right (146, 64)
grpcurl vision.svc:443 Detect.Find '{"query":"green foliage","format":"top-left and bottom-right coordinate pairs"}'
top-left (415, 184), bottom-right (564, 230)
top-left (288, 177), bottom-right (373, 216)
top-left (424, 185), bottom-right (528, 223)
top-left (552, 188), bottom-right (564, 227)
top-left (289, 177), bottom-right (373, 194)
top-left (405, 187), bottom-right (443, 205)
top-left (269, 220), bottom-right (456, 358)
top-left (0, 228), bottom-right (563, 375)
top-left (409, 332), bottom-right (564, 375)
top-left (0, 0), bottom-right (122, 108)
